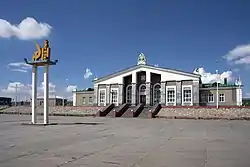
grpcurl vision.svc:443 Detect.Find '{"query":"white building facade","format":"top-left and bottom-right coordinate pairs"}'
top-left (93, 53), bottom-right (201, 107)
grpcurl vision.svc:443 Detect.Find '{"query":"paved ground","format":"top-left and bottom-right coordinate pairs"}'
top-left (0, 115), bottom-right (250, 167)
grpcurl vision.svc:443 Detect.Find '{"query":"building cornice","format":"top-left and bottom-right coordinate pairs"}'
top-left (93, 64), bottom-right (201, 84)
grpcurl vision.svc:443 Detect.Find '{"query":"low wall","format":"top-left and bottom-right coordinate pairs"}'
top-left (157, 106), bottom-right (250, 120)
top-left (0, 106), bottom-right (104, 116)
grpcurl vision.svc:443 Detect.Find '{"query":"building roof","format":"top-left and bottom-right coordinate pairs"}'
top-left (37, 95), bottom-right (64, 99)
top-left (0, 97), bottom-right (12, 99)
top-left (93, 64), bottom-right (201, 83)
top-left (201, 83), bottom-right (243, 88)
top-left (72, 88), bottom-right (94, 93)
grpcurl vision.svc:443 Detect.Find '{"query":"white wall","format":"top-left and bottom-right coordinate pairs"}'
top-left (97, 67), bottom-right (199, 85)
top-left (236, 87), bottom-right (242, 106)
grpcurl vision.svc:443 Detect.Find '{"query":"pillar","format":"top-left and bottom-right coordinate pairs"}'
top-left (44, 64), bottom-right (49, 124)
top-left (31, 65), bottom-right (37, 124)
top-left (160, 82), bottom-right (166, 105)
top-left (192, 80), bottom-right (199, 106)
top-left (118, 84), bottom-right (123, 105)
top-left (93, 84), bottom-right (98, 106)
top-left (72, 89), bottom-right (77, 106)
top-left (176, 81), bottom-right (182, 106)
top-left (146, 71), bottom-right (151, 105)
top-left (106, 85), bottom-right (110, 104)
top-left (131, 72), bottom-right (137, 106)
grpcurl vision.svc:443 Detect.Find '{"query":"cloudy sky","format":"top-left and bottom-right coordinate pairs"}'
top-left (0, 0), bottom-right (250, 100)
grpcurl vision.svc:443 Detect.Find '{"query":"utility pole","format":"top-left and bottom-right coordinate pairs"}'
top-left (15, 84), bottom-right (17, 107)
top-left (216, 70), bottom-right (219, 109)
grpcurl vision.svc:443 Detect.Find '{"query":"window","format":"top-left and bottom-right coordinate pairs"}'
top-left (153, 84), bottom-right (161, 104)
top-left (183, 86), bottom-right (192, 103)
top-left (167, 87), bottom-right (175, 103)
top-left (141, 75), bottom-right (146, 81)
top-left (111, 89), bottom-right (118, 105)
top-left (140, 85), bottom-right (146, 94)
top-left (89, 97), bottom-right (93, 104)
top-left (201, 94), bottom-right (206, 102)
top-left (219, 94), bottom-right (225, 102)
top-left (126, 85), bottom-right (132, 103)
top-left (82, 97), bottom-right (86, 104)
top-left (208, 94), bottom-right (214, 103)
top-left (99, 90), bottom-right (106, 104)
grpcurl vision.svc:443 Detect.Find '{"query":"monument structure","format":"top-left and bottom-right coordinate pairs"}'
top-left (24, 40), bottom-right (58, 124)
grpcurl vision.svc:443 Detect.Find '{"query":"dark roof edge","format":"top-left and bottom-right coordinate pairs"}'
top-left (93, 64), bottom-right (201, 83)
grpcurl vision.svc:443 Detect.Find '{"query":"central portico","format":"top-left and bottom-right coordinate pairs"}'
top-left (93, 53), bottom-right (201, 107)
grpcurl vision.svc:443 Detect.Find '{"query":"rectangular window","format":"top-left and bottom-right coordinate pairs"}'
top-left (99, 90), bottom-right (106, 104)
top-left (82, 97), bottom-right (86, 104)
top-left (167, 88), bottom-right (175, 103)
top-left (201, 94), bottom-right (206, 102)
top-left (219, 94), bottom-right (225, 102)
top-left (208, 94), bottom-right (214, 103)
top-left (111, 89), bottom-right (118, 105)
top-left (183, 86), bottom-right (192, 103)
top-left (89, 97), bottom-right (93, 104)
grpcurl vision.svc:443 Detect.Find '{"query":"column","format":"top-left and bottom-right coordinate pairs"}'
top-left (131, 72), bottom-right (137, 106)
top-left (93, 84), bottom-right (98, 106)
top-left (106, 85), bottom-right (110, 104)
top-left (176, 81), bottom-right (182, 106)
top-left (44, 64), bottom-right (49, 124)
top-left (118, 84), bottom-right (123, 105)
top-left (31, 65), bottom-right (37, 124)
top-left (192, 80), bottom-right (199, 106)
top-left (160, 82), bottom-right (166, 105)
top-left (146, 71), bottom-right (151, 105)
top-left (72, 89), bottom-right (77, 106)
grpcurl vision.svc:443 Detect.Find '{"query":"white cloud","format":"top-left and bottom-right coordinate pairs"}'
top-left (154, 64), bottom-right (159, 67)
top-left (0, 17), bottom-right (52, 40)
top-left (223, 44), bottom-right (250, 65)
top-left (84, 68), bottom-right (93, 79)
top-left (193, 67), bottom-right (234, 84)
top-left (0, 81), bottom-right (56, 101)
top-left (66, 85), bottom-right (77, 92)
top-left (7, 62), bottom-right (32, 73)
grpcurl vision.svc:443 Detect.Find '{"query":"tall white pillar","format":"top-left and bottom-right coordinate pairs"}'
top-left (32, 65), bottom-right (37, 124)
top-left (131, 72), bottom-right (137, 106)
top-left (44, 64), bottom-right (49, 124)
top-left (146, 71), bottom-right (151, 105)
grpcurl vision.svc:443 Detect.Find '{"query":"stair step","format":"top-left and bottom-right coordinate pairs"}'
top-left (121, 107), bottom-right (134, 118)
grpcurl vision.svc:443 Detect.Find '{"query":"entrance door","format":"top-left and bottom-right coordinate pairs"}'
top-left (140, 95), bottom-right (146, 105)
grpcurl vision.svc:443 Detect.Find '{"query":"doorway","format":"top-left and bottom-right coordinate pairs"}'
top-left (139, 84), bottom-right (146, 105)
top-left (140, 95), bottom-right (146, 104)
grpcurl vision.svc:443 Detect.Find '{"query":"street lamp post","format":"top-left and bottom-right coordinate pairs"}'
top-left (216, 70), bottom-right (219, 109)
top-left (15, 84), bottom-right (17, 107)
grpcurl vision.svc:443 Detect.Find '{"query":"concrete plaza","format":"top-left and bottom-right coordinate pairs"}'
top-left (0, 115), bottom-right (250, 167)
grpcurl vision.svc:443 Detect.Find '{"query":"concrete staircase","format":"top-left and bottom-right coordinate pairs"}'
top-left (115, 103), bottom-right (130, 117)
top-left (120, 103), bottom-right (144, 118)
top-left (148, 104), bottom-right (162, 118)
top-left (138, 106), bottom-right (152, 118)
top-left (97, 104), bottom-right (114, 117)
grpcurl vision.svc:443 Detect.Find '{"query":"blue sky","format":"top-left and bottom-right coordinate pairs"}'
top-left (0, 0), bottom-right (250, 99)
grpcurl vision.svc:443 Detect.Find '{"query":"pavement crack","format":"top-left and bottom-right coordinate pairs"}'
top-left (0, 151), bottom-right (37, 163)
top-left (56, 144), bottom-right (117, 167)
top-left (204, 147), bottom-right (207, 167)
